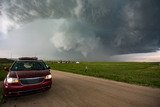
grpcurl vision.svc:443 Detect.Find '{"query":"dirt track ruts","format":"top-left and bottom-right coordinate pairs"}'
top-left (2, 70), bottom-right (160, 107)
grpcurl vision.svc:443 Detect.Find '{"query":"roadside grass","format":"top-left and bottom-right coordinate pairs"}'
top-left (47, 62), bottom-right (160, 88)
top-left (0, 63), bottom-right (12, 81)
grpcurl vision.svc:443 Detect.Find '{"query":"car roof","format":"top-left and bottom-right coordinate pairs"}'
top-left (18, 57), bottom-right (38, 60)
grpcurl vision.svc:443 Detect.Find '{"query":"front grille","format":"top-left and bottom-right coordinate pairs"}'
top-left (20, 77), bottom-right (44, 85)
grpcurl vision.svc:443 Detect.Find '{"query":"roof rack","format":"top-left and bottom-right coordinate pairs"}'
top-left (18, 57), bottom-right (38, 60)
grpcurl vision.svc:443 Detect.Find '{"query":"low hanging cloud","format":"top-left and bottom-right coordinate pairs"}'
top-left (0, 0), bottom-right (160, 60)
top-left (50, 19), bottom-right (101, 57)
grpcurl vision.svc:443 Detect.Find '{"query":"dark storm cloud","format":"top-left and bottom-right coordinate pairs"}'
top-left (1, 0), bottom-right (160, 60)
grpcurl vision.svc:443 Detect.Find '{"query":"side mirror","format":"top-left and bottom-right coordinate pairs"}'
top-left (4, 67), bottom-right (9, 71)
top-left (47, 66), bottom-right (51, 69)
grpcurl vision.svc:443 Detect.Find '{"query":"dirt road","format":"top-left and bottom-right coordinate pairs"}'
top-left (2, 70), bottom-right (160, 107)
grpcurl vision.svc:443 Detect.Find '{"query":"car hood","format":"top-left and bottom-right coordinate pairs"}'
top-left (9, 70), bottom-right (50, 79)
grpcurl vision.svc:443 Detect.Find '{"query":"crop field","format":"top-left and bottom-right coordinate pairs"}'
top-left (47, 62), bottom-right (160, 88)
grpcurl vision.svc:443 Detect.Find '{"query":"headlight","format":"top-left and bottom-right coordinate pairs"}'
top-left (45, 74), bottom-right (52, 79)
top-left (7, 77), bottom-right (19, 83)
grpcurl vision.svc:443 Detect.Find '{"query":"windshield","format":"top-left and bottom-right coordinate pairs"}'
top-left (10, 61), bottom-right (47, 71)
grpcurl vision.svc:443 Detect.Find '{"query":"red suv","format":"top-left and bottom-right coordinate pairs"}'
top-left (3, 57), bottom-right (52, 97)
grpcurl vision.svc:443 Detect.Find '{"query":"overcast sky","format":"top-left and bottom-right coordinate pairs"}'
top-left (0, 0), bottom-right (160, 61)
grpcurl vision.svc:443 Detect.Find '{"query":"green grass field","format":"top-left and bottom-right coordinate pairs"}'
top-left (47, 62), bottom-right (160, 88)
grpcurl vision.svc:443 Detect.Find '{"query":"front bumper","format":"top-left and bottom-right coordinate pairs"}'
top-left (3, 79), bottom-right (52, 96)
